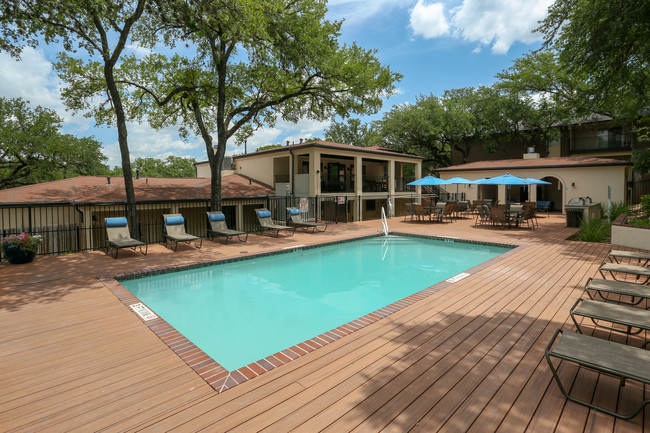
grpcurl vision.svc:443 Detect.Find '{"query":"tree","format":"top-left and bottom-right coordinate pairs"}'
top-left (538, 0), bottom-right (650, 119)
top-left (123, 0), bottom-right (401, 210)
top-left (0, 97), bottom-right (108, 189)
top-left (323, 118), bottom-right (382, 147)
top-left (2, 0), bottom-right (149, 237)
top-left (131, 156), bottom-right (197, 177)
top-left (379, 98), bottom-right (450, 170)
top-left (256, 144), bottom-right (284, 152)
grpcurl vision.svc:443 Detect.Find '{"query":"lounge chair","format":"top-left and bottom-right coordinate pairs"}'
top-left (489, 205), bottom-right (508, 228)
top-left (162, 213), bottom-right (202, 251)
top-left (104, 217), bottom-right (147, 259)
top-left (598, 262), bottom-right (650, 284)
top-left (584, 277), bottom-right (650, 308)
top-left (607, 249), bottom-right (650, 267)
top-left (206, 211), bottom-right (248, 244)
top-left (286, 208), bottom-right (327, 232)
top-left (545, 329), bottom-right (650, 419)
top-left (255, 208), bottom-right (296, 237)
top-left (569, 298), bottom-right (650, 347)
top-left (412, 204), bottom-right (431, 222)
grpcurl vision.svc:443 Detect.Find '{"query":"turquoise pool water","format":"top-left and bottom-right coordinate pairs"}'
top-left (121, 236), bottom-right (510, 371)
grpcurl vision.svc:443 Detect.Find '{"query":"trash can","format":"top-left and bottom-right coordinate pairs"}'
top-left (565, 208), bottom-right (584, 228)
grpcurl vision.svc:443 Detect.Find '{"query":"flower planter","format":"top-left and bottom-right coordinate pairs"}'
top-left (3, 245), bottom-right (37, 264)
top-left (611, 214), bottom-right (650, 250)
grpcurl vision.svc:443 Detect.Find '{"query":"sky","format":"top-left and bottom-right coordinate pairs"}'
top-left (0, 0), bottom-right (553, 168)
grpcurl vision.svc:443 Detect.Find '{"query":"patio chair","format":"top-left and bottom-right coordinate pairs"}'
top-left (286, 207), bottom-right (327, 232)
top-left (206, 211), bottom-right (248, 244)
top-left (545, 328), bottom-right (650, 419)
top-left (598, 262), bottom-right (650, 284)
top-left (514, 205), bottom-right (536, 229)
top-left (607, 249), bottom-right (650, 267)
top-left (162, 213), bottom-right (202, 251)
top-left (412, 204), bottom-right (431, 222)
top-left (441, 202), bottom-right (456, 223)
top-left (569, 298), bottom-right (650, 347)
top-left (474, 205), bottom-right (491, 226)
top-left (404, 203), bottom-right (415, 221)
top-left (255, 208), bottom-right (296, 237)
top-left (469, 200), bottom-right (483, 214)
top-left (456, 200), bottom-right (470, 217)
top-left (104, 217), bottom-right (147, 259)
top-left (584, 277), bottom-right (650, 308)
top-left (489, 205), bottom-right (508, 228)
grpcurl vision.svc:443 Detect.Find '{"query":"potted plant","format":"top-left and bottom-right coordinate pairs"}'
top-left (1, 233), bottom-right (42, 264)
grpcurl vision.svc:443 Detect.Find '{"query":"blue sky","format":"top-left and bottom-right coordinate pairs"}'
top-left (0, 0), bottom-right (552, 168)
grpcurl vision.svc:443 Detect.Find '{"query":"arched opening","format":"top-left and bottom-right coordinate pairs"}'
top-left (537, 176), bottom-right (564, 212)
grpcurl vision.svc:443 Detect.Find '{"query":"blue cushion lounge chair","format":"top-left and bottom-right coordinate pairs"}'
top-left (104, 217), bottom-right (147, 259)
top-left (286, 208), bottom-right (327, 232)
top-left (206, 211), bottom-right (248, 244)
top-left (255, 208), bottom-right (296, 237)
top-left (545, 329), bottom-right (650, 419)
top-left (162, 213), bottom-right (202, 251)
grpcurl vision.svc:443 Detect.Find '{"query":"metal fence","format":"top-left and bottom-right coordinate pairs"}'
top-left (628, 178), bottom-right (650, 204)
top-left (1, 194), bottom-right (445, 259)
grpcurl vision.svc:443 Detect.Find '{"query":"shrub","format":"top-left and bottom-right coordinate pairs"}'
top-left (641, 194), bottom-right (650, 216)
top-left (577, 218), bottom-right (610, 242)
top-left (607, 201), bottom-right (629, 221)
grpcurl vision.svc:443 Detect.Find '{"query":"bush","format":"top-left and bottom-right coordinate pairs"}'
top-left (607, 201), bottom-right (629, 221)
top-left (577, 218), bottom-right (610, 242)
top-left (641, 195), bottom-right (650, 216)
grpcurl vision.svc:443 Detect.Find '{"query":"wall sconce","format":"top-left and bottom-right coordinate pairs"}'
top-left (571, 182), bottom-right (575, 187)
top-left (316, 170), bottom-right (320, 174)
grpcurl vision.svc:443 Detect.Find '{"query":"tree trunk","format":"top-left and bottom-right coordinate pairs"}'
top-left (104, 64), bottom-right (139, 239)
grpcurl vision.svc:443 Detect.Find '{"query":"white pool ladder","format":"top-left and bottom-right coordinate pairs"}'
top-left (381, 207), bottom-right (389, 237)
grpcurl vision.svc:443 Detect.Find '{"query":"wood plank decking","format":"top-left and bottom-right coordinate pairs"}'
top-left (1, 214), bottom-right (648, 432)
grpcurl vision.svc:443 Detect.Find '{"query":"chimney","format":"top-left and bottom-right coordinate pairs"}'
top-left (106, 176), bottom-right (111, 185)
top-left (286, 140), bottom-right (290, 146)
top-left (299, 138), bottom-right (303, 144)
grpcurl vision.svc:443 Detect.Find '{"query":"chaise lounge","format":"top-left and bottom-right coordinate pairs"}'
top-left (545, 329), bottom-right (650, 419)
top-left (255, 208), bottom-right (296, 237)
top-left (163, 213), bottom-right (202, 251)
top-left (104, 217), bottom-right (147, 259)
top-left (607, 249), bottom-right (650, 267)
top-left (584, 277), bottom-right (650, 308)
top-left (206, 211), bottom-right (248, 244)
top-left (598, 261), bottom-right (650, 284)
top-left (286, 208), bottom-right (327, 232)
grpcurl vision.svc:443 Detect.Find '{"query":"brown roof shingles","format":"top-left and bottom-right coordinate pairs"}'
top-left (438, 155), bottom-right (631, 172)
top-left (0, 174), bottom-right (275, 205)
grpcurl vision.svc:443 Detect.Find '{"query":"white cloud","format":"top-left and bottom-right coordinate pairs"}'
top-left (452, 0), bottom-right (552, 54)
top-left (409, 0), bottom-right (553, 54)
top-left (410, 1), bottom-right (450, 39)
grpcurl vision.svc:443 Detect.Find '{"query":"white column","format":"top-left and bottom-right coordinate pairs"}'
top-left (309, 150), bottom-right (321, 196)
top-left (388, 160), bottom-right (395, 196)
top-left (354, 156), bottom-right (363, 220)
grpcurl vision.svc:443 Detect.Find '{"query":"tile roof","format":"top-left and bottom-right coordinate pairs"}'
top-left (0, 174), bottom-right (275, 205)
top-left (231, 140), bottom-right (424, 160)
top-left (438, 156), bottom-right (631, 172)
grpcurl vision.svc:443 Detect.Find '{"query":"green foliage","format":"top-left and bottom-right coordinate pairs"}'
top-left (0, 97), bottom-right (108, 189)
top-left (324, 118), bottom-right (382, 147)
top-left (538, 0), bottom-right (650, 119)
top-left (577, 218), bottom-right (610, 243)
top-left (256, 144), bottom-right (284, 152)
top-left (640, 195), bottom-right (650, 215)
top-left (632, 148), bottom-right (650, 175)
top-left (1, 233), bottom-right (42, 253)
top-left (607, 201), bottom-right (629, 221)
top-left (132, 156), bottom-right (197, 178)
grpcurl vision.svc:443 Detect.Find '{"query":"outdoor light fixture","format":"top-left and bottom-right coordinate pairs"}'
top-left (571, 182), bottom-right (576, 187)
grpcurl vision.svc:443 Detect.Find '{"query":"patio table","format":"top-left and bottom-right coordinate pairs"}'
top-left (504, 209), bottom-right (523, 228)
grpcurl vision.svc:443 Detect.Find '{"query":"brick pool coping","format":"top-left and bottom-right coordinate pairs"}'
top-left (98, 233), bottom-right (522, 393)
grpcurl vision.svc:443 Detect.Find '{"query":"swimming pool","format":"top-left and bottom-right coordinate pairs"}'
top-left (121, 235), bottom-right (510, 371)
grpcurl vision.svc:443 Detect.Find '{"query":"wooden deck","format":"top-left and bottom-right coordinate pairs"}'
top-left (1, 214), bottom-right (648, 432)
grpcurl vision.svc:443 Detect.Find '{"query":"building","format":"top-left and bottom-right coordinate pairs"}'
top-left (196, 140), bottom-right (424, 221)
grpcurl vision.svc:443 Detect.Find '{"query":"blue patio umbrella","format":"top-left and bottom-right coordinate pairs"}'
top-left (443, 176), bottom-right (473, 200)
top-left (479, 173), bottom-right (529, 203)
top-left (525, 177), bottom-right (552, 185)
top-left (407, 175), bottom-right (449, 186)
top-left (479, 173), bottom-right (529, 185)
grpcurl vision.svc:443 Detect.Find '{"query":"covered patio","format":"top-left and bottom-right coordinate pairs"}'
top-left (0, 215), bottom-right (647, 432)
